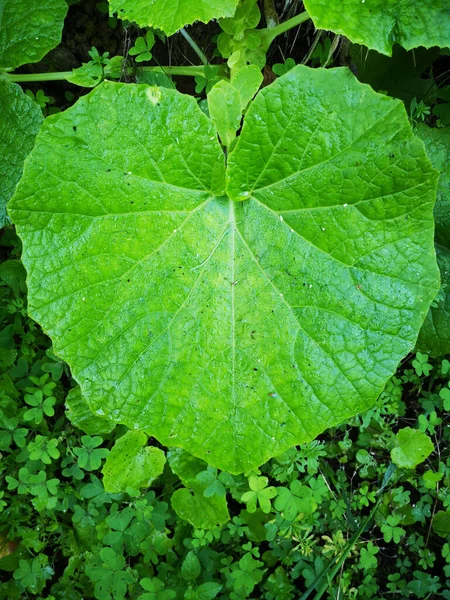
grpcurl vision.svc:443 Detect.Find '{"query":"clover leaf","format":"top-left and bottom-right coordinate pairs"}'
top-left (241, 475), bottom-right (277, 513)
top-left (73, 435), bottom-right (110, 471)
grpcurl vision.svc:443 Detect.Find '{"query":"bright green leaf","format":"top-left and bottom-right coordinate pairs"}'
top-left (9, 67), bottom-right (439, 474)
top-left (0, 0), bottom-right (68, 70)
top-left (67, 62), bottom-right (104, 88)
top-left (208, 79), bottom-right (242, 147)
top-left (231, 65), bottom-right (263, 111)
top-left (102, 430), bottom-right (166, 492)
top-left (65, 386), bottom-right (115, 435)
top-left (303, 0), bottom-right (450, 56)
top-left (108, 0), bottom-right (239, 36)
top-left (391, 427), bottom-right (434, 469)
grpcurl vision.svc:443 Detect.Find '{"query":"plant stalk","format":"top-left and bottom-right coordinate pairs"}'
top-left (4, 65), bottom-right (216, 83)
top-left (180, 28), bottom-right (208, 66)
top-left (259, 10), bottom-right (310, 48)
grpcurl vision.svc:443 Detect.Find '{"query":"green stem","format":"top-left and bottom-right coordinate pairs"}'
top-left (263, 0), bottom-right (279, 28)
top-left (180, 28), bottom-right (208, 66)
top-left (259, 11), bottom-right (310, 48)
top-left (4, 65), bottom-right (215, 83)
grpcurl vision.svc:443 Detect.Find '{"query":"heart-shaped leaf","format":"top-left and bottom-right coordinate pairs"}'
top-left (9, 67), bottom-right (439, 473)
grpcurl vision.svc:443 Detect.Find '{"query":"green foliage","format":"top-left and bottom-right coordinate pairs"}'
top-left (0, 235), bottom-right (449, 596)
top-left (0, 79), bottom-right (43, 227)
top-left (108, 0), bottom-right (240, 36)
top-left (1, 3), bottom-right (450, 599)
top-left (102, 430), bottom-right (166, 493)
top-left (0, 0), bottom-right (68, 69)
top-left (9, 66), bottom-right (439, 474)
top-left (129, 32), bottom-right (156, 63)
top-left (303, 0), bottom-right (450, 56)
top-left (391, 427), bottom-right (434, 469)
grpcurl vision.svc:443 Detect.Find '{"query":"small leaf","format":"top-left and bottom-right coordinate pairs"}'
top-left (181, 551), bottom-right (201, 581)
top-left (168, 449), bottom-right (229, 529)
top-left (432, 511), bottom-right (450, 538)
top-left (391, 427), bottom-right (434, 469)
top-left (208, 80), bottom-right (242, 147)
top-left (230, 65), bottom-right (263, 110)
top-left (102, 430), bottom-right (166, 492)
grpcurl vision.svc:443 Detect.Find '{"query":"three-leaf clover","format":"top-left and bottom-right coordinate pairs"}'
top-left (23, 390), bottom-right (56, 424)
top-left (412, 352), bottom-right (433, 377)
top-left (73, 435), bottom-right (109, 471)
top-left (381, 515), bottom-right (406, 543)
top-left (439, 384), bottom-right (450, 411)
top-left (196, 466), bottom-right (234, 497)
top-left (359, 541), bottom-right (379, 571)
top-left (129, 32), bottom-right (155, 63)
top-left (85, 547), bottom-right (134, 600)
top-left (274, 480), bottom-right (317, 521)
top-left (138, 577), bottom-right (176, 600)
top-left (28, 435), bottom-right (60, 464)
top-left (0, 417), bottom-right (28, 449)
top-left (241, 475), bottom-right (277, 513)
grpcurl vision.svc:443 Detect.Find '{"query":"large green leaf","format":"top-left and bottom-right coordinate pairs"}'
top-left (0, 0), bottom-right (68, 70)
top-left (416, 125), bottom-right (450, 357)
top-left (108, 0), bottom-right (239, 36)
top-left (9, 67), bottom-right (439, 474)
top-left (65, 386), bottom-right (115, 435)
top-left (303, 0), bottom-right (450, 56)
top-left (0, 78), bottom-right (43, 228)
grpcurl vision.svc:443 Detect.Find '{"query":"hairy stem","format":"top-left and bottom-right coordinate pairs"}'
top-left (180, 28), bottom-right (208, 66)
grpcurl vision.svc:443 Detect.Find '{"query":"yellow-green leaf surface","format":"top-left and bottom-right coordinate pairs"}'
top-left (102, 430), bottom-right (166, 492)
top-left (0, 78), bottom-right (43, 227)
top-left (0, 0), bottom-right (68, 70)
top-left (108, 0), bottom-right (239, 36)
top-left (65, 386), bottom-right (115, 435)
top-left (9, 67), bottom-right (440, 474)
top-left (168, 449), bottom-right (230, 529)
top-left (391, 427), bottom-right (434, 469)
top-left (416, 125), bottom-right (450, 357)
top-left (303, 0), bottom-right (450, 56)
